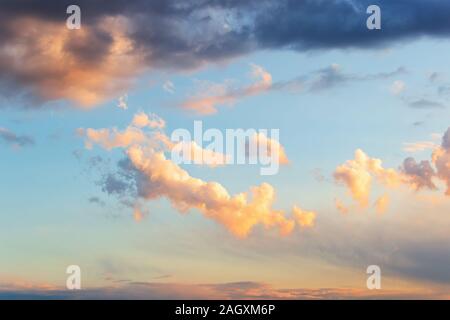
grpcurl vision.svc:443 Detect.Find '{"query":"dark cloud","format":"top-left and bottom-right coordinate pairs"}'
top-left (0, 0), bottom-right (450, 107)
top-left (88, 196), bottom-right (105, 207)
top-left (100, 174), bottom-right (134, 196)
top-left (408, 99), bottom-right (446, 109)
top-left (401, 157), bottom-right (437, 190)
top-left (0, 281), bottom-right (447, 300)
top-left (0, 127), bottom-right (34, 147)
top-left (438, 86), bottom-right (450, 96)
top-left (253, 0), bottom-right (450, 50)
top-left (305, 65), bottom-right (406, 92)
top-left (442, 127), bottom-right (450, 150)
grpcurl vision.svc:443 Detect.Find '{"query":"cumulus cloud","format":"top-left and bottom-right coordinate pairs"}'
top-left (301, 65), bottom-right (406, 93)
top-left (117, 94), bottom-right (128, 110)
top-left (293, 206), bottom-right (316, 228)
top-left (335, 198), bottom-right (349, 215)
top-left (79, 112), bottom-right (314, 238)
top-left (403, 141), bottom-right (438, 153)
top-left (0, 16), bottom-right (144, 107)
top-left (128, 146), bottom-right (298, 238)
top-left (334, 149), bottom-right (403, 208)
top-left (400, 127), bottom-right (450, 196)
top-left (400, 158), bottom-right (437, 190)
top-left (432, 128), bottom-right (450, 195)
top-left (78, 127), bottom-right (147, 150)
top-left (335, 127), bottom-right (450, 212)
top-left (246, 132), bottom-right (290, 166)
top-left (132, 112), bottom-right (166, 129)
top-left (0, 127), bottom-right (34, 148)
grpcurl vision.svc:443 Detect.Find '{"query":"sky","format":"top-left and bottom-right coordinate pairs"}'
top-left (0, 0), bottom-right (449, 299)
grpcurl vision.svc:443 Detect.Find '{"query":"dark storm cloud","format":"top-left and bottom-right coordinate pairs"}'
top-left (1, 0), bottom-right (450, 106)
top-left (253, 0), bottom-right (450, 50)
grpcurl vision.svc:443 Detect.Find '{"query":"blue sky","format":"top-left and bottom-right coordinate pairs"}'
top-left (0, 0), bottom-right (449, 299)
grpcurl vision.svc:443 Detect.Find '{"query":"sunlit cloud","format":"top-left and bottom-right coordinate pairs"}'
top-left (334, 127), bottom-right (450, 212)
top-left (2, 280), bottom-right (448, 300)
top-left (79, 112), bottom-right (315, 238)
top-left (181, 64), bottom-right (272, 115)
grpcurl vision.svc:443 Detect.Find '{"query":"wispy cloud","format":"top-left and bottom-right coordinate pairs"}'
top-left (0, 127), bottom-right (34, 148)
top-left (181, 64), bottom-right (272, 115)
top-left (1, 280), bottom-right (448, 300)
top-left (79, 112), bottom-right (313, 238)
top-left (163, 80), bottom-right (176, 94)
top-left (408, 99), bottom-right (446, 109)
top-left (180, 64), bottom-right (405, 115)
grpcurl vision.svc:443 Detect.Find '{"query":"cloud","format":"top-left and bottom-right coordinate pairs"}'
top-left (117, 94), bottom-right (128, 110)
top-left (335, 127), bottom-right (450, 211)
top-left (251, 0), bottom-right (450, 51)
top-left (2, 0), bottom-right (444, 108)
top-left (374, 194), bottom-right (390, 215)
top-left (181, 64), bottom-right (272, 115)
top-left (408, 99), bottom-right (446, 109)
top-left (132, 204), bottom-right (148, 222)
top-left (432, 127), bottom-right (450, 195)
top-left (162, 80), bottom-right (175, 94)
top-left (293, 206), bottom-right (316, 228)
top-left (403, 141), bottom-right (438, 153)
top-left (0, 127), bottom-right (34, 148)
top-left (78, 127), bottom-right (147, 150)
top-left (101, 173), bottom-right (134, 196)
top-left (442, 127), bottom-right (450, 149)
top-left (390, 80), bottom-right (406, 95)
top-left (172, 140), bottom-right (230, 167)
top-left (180, 63), bottom-right (404, 114)
top-left (429, 72), bottom-right (442, 83)
top-left (246, 132), bottom-right (290, 166)
top-left (79, 112), bottom-right (314, 238)
top-left (1, 280), bottom-right (447, 300)
top-left (0, 15), bottom-right (144, 107)
top-left (124, 146), bottom-right (302, 238)
top-left (335, 198), bottom-right (349, 215)
top-left (132, 112), bottom-right (166, 129)
top-left (400, 127), bottom-right (450, 196)
top-left (400, 158), bottom-right (437, 190)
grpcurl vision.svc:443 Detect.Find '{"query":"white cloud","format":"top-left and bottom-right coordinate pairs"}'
top-left (390, 80), bottom-right (406, 95)
top-left (117, 94), bottom-right (128, 110)
top-left (163, 80), bottom-right (176, 94)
